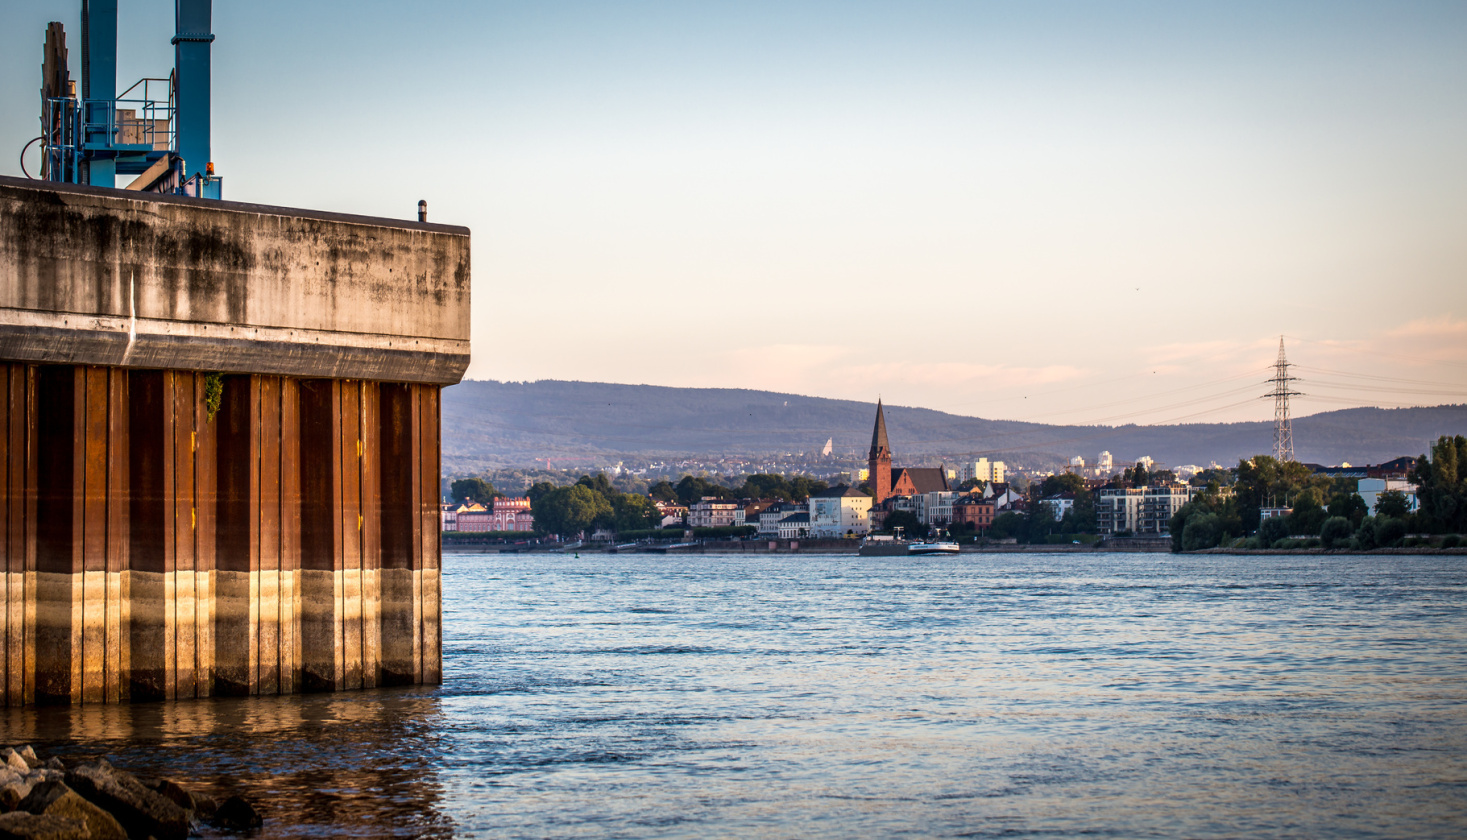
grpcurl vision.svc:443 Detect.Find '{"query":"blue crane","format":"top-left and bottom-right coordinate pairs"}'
top-left (27, 0), bottom-right (222, 198)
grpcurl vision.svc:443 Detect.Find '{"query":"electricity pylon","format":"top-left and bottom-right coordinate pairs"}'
top-left (1266, 336), bottom-right (1303, 462)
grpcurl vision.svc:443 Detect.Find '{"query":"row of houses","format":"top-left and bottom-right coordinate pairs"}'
top-left (681, 486), bottom-right (875, 538)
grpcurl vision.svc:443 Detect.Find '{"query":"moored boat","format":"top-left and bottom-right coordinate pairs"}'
top-left (857, 534), bottom-right (910, 556)
top-left (907, 539), bottom-right (960, 555)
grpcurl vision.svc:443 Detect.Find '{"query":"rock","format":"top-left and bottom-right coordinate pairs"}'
top-left (38, 763), bottom-right (61, 775)
top-left (0, 754), bottom-right (25, 775)
top-left (139, 779), bottom-right (215, 821)
top-left (138, 780), bottom-right (194, 816)
top-left (0, 782), bottom-right (33, 813)
top-left (210, 796), bottom-right (262, 831)
top-left (0, 811), bottom-right (87, 840)
top-left (14, 752), bottom-right (36, 772)
top-left (189, 791), bottom-right (218, 821)
top-left (19, 782), bottom-right (125, 840)
top-left (0, 768), bottom-right (21, 790)
top-left (64, 761), bottom-right (189, 840)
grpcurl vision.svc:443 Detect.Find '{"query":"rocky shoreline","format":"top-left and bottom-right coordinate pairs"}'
top-left (0, 745), bottom-right (260, 839)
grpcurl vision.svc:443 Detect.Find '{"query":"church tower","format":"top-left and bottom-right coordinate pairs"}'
top-left (868, 399), bottom-right (893, 504)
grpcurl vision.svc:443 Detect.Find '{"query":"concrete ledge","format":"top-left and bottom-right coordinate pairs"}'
top-left (0, 176), bottom-right (470, 385)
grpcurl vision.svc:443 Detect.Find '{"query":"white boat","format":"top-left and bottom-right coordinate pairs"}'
top-left (907, 540), bottom-right (960, 555)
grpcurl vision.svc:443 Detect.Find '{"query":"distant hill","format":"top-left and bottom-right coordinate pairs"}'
top-left (441, 379), bottom-right (1467, 473)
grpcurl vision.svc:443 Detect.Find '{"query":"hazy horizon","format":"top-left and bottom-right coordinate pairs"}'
top-left (452, 374), bottom-right (1467, 428)
top-left (4, 0), bottom-right (1464, 425)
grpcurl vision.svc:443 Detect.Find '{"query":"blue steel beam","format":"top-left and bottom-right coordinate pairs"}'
top-left (82, 0), bottom-right (117, 187)
top-left (173, 0), bottom-right (213, 182)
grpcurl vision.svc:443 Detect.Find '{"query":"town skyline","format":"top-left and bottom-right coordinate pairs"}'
top-left (3, 1), bottom-right (1465, 423)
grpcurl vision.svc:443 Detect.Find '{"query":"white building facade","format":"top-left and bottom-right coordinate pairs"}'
top-left (1357, 478), bottom-right (1420, 514)
top-left (807, 486), bottom-right (872, 537)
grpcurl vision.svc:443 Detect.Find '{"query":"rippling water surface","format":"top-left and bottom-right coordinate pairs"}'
top-left (5, 552), bottom-right (1466, 838)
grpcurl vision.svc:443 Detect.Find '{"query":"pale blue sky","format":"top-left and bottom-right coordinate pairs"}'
top-left (3, 1), bottom-right (1465, 426)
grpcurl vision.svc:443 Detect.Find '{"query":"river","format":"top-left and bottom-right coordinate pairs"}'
top-left (4, 552), bottom-right (1465, 838)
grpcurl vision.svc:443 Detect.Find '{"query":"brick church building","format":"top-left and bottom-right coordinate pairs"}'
top-left (868, 399), bottom-right (950, 505)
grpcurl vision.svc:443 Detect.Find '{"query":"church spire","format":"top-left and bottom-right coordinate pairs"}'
top-left (868, 399), bottom-right (893, 505)
top-left (869, 399), bottom-right (890, 458)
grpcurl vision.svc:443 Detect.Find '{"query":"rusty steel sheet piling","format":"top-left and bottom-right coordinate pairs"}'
top-left (0, 176), bottom-right (465, 705)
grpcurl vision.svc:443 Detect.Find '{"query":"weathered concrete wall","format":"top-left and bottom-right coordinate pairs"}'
top-left (0, 176), bottom-right (470, 386)
top-left (0, 363), bottom-right (441, 705)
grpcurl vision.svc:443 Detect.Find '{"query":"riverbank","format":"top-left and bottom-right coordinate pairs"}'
top-left (1195, 545), bottom-right (1467, 555)
top-left (445, 536), bottom-right (1170, 555)
top-left (447, 540), bottom-right (1467, 557)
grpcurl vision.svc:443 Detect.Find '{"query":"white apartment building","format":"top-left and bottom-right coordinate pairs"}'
top-left (1139, 483), bottom-right (1193, 534)
top-left (808, 486), bottom-right (872, 537)
top-left (1095, 488), bottom-right (1144, 535)
top-left (959, 458), bottom-right (1007, 485)
top-left (915, 490), bottom-right (958, 526)
top-left (1357, 478), bottom-right (1420, 514)
top-left (1098, 451), bottom-right (1114, 472)
top-left (688, 497), bottom-right (742, 528)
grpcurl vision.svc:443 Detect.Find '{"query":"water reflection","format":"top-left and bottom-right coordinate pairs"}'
top-left (0, 687), bottom-right (451, 838)
top-left (2, 552), bottom-right (1465, 838)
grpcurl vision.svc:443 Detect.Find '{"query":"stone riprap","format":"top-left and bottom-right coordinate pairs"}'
top-left (0, 744), bottom-right (248, 839)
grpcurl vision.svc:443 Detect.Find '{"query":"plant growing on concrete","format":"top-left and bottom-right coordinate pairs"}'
top-left (203, 373), bottom-right (223, 421)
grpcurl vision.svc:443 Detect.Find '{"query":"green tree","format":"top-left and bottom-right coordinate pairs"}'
top-left (1374, 515), bottom-right (1407, 547)
top-left (1326, 492), bottom-right (1369, 526)
top-left (1039, 473), bottom-right (1086, 497)
top-left (740, 474), bottom-right (793, 501)
top-left (1181, 512), bottom-right (1221, 552)
top-left (1235, 455), bottom-right (1326, 532)
top-left (612, 494), bottom-right (661, 532)
top-left (788, 476), bottom-right (829, 502)
top-left (532, 485), bottom-right (613, 539)
top-left (1374, 489), bottom-right (1410, 519)
top-left (1259, 516), bottom-right (1290, 547)
top-left (956, 478), bottom-right (987, 493)
top-left (648, 480), bottom-right (678, 502)
top-left (1189, 467), bottom-right (1235, 488)
top-left (675, 475), bottom-right (736, 505)
top-left (1354, 516), bottom-right (1376, 549)
top-left (1069, 490), bottom-right (1097, 534)
top-left (1320, 516), bottom-right (1352, 549)
top-left (1022, 502), bottom-right (1056, 544)
top-left (990, 511), bottom-right (1024, 540)
top-left (527, 481), bottom-right (558, 507)
top-left (1410, 435), bottom-right (1467, 532)
top-left (577, 472), bottom-right (619, 500)
top-left (882, 510), bottom-right (927, 539)
top-left (1289, 488), bottom-right (1327, 536)
top-left (450, 477), bottom-right (496, 506)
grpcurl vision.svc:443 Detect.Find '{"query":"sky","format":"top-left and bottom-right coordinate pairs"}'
top-left (3, 0), bottom-right (1465, 426)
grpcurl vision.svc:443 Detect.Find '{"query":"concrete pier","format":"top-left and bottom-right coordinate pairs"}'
top-left (0, 176), bottom-right (467, 705)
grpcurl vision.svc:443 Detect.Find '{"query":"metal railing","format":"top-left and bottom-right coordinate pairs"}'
top-left (37, 77), bottom-right (174, 184)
